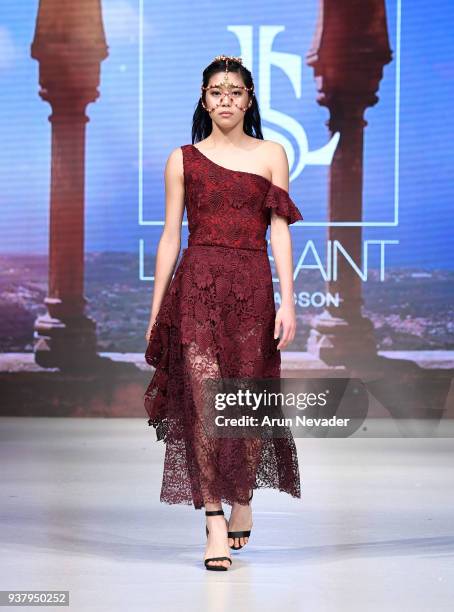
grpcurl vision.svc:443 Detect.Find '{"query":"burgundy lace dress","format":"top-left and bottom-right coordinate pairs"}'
top-left (144, 143), bottom-right (303, 509)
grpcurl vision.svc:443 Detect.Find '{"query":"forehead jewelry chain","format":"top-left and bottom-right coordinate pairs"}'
top-left (201, 55), bottom-right (254, 114)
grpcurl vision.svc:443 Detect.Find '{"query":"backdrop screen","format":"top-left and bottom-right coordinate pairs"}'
top-left (1, 0), bottom-right (452, 356)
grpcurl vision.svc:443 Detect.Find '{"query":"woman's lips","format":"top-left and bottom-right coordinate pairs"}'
top-left (219, 112), bottom-right (232, 116)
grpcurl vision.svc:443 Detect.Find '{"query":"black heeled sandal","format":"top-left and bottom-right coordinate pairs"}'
top-left (204, 509), bottom-right (232, 571)
top-left (227, 489), bottom-right (254, 551)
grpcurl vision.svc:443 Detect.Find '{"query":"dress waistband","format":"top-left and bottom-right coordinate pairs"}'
top-left (185, 243), bottom-right (267, 253)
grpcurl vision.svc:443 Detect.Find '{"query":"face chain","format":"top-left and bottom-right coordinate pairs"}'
top-left (201, 55), bottom-right (254, 114)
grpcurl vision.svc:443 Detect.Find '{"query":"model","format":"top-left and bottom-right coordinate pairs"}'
top-left (144, 55), bottom-right (303, 571)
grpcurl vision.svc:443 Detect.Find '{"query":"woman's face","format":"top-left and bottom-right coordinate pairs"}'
top-left (202, 70), bottom-right (252, 127)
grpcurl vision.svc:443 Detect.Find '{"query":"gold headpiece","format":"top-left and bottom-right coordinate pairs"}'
top-left (213, 55), bottom-right (243, 65)
top-left (200, 54), bottom-right (254, 114)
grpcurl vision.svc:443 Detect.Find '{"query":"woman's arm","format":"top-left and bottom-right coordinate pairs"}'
top-left (145, 147), bottom-right (185, 341)
top-left (267, 143), bottom-right (297, 351)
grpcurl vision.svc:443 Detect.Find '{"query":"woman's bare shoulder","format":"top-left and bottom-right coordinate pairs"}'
top-left (259, 140), bottom-right (289, 188)
top-left (167, 145), bottom-right (185, 162)
top-left (256, 140), bottom-right (288, 182)
top-left (164, 146), bottom-right (185, 183)
top-left (260, 139), bottom-right (287, 158)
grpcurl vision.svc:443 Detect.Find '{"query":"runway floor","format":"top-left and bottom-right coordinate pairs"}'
top-left (0, 417), bottom-right (453, 612)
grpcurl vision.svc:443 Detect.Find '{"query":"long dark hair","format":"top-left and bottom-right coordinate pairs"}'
top-left (191, 58), bottom-right (264, 143)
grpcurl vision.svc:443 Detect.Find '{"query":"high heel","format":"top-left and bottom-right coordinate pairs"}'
top-left (204, 509), bottom-right (232, 571)
top-left (228, 489), bottom-right (253, 550)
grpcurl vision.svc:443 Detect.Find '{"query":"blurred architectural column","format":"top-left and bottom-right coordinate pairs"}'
top-left (31, 0), bottom-right (108, 370)
top-left (306, 0), bottom-right (392, 365)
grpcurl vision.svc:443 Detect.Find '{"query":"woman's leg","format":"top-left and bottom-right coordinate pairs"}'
top-left (183, 340), bottom-right (222, 503)
top-left (183, 340), bottom-right (231, 568)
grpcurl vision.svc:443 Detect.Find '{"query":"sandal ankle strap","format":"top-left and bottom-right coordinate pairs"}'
top-left (205, 509), bottom-right (224, 516)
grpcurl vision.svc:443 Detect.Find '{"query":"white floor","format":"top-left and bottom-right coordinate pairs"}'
top-left (0, 417), bottom-right (453, 612)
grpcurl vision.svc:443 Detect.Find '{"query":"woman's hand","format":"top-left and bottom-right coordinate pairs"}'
top-left (274, 303), bottom-right (297, 350)
top-left (145, 316), bottom-right (157, 342)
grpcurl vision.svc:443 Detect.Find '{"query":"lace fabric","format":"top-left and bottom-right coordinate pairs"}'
top-left (144, 143), bottom-right (303, 508)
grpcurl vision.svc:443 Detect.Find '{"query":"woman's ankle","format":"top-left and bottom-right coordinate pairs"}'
top-left (205, 501), bottom-right (222, 512)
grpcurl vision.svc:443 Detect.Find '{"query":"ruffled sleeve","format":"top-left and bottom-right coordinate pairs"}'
top-left (264, 182), bottom-right (303, 226)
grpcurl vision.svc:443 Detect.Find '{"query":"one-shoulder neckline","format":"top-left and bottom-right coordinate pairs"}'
top-left (189, 143), bottom-right (274, 186)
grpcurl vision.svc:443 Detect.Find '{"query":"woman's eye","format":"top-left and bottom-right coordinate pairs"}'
top-left (210, 90), bottom-right (243, 96)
